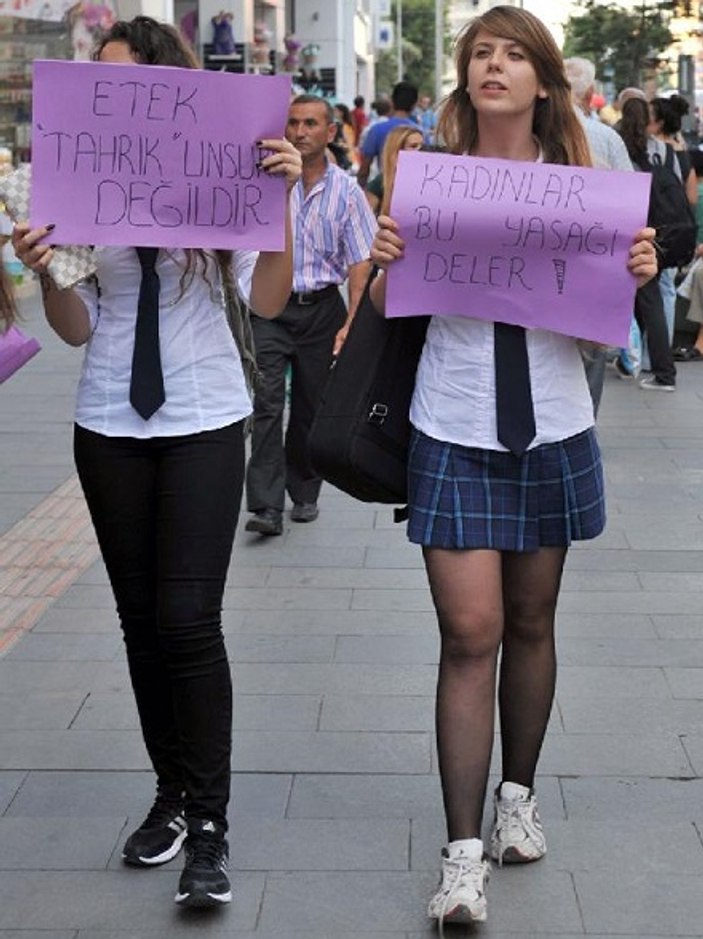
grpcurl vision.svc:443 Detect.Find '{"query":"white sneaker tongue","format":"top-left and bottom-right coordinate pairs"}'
top-left (501, 781), bottom-right (530, 801)
top-left (447, 837), bottom-right (483, 861)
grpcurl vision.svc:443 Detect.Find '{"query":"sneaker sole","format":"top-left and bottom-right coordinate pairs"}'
top-left (436, 902), bottom-right (487, 924)
top-left (174, 889), bottom-right (232, 907)
top-left (489, 844), bottom-right (545, 864)
top-left (122, 828), bottom-right (187, 867)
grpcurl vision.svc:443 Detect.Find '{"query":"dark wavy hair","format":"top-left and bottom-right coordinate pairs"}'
top-left (618, 96), bottom-right (650, 164)
top-left (0, 264), bottom-right (16, 331)
top-left (437, 5), bottom-right (592, 167)
top-left (92, 16), bottom-right (199, 67)
top-left (650, 94), bottom-right (689, 136)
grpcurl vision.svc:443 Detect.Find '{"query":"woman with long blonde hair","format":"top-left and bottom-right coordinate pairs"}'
top-left (365, 123), bottom-right (424, 216)
top-left (369, 6), bottom-right (657, 928)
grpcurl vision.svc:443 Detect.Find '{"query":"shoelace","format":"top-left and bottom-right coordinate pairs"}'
top-left (494, 799), bottom-right (530, 866)
top-left (140, 796), bottom-right (184, 829)
top-left (186, 836), bottom-right (227, 871)
top-left (436, 856), bottom-right (486, 939)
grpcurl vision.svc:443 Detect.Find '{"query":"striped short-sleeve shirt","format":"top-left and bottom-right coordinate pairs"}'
top-left (291, 161), bottom-right (377, 293)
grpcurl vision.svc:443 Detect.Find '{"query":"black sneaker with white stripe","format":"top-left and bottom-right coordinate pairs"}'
top-left (174, 819), bottom-right (231, 908)
top-left (121, 792), bottom-right (187, 867)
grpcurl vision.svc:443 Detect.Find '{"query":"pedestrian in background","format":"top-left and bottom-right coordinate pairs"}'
top-left (364, 123), bottom-right (424, 216)
top-left (357, 81), bottom-right (419, 188)
top-left (244, 94), bottom-right (377, 537)
top-left (12, 15), bottom-right (301, 911)
top-left (564, 55), bottom-right (634, 416)
top-left (368, 5), bottom-right (657, 928)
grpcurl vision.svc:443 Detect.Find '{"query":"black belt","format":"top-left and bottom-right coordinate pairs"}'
top-left (289, 284), bottom-right (339, 306)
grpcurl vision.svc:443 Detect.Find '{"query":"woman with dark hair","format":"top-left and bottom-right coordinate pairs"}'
top-left (618, 95), bottom-right (679, 389)
top-left (12, 15), bottom-right (301, 911)
top-left (650, 95), bottom-right (697, 204)
top-left (369, 6), bottom-right (657, 927)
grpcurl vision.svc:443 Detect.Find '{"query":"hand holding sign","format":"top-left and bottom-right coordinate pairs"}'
top-left (384, 150), bottom-right (652, 346)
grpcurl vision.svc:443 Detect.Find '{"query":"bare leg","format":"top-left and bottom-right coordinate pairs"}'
top-left (424, 547), bottom-right (503, 842)
top-left (498, 547), bottom-right (567, 787)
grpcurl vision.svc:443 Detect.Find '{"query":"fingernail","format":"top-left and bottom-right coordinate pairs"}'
top-left (45, 223), bottom-right (56, 232)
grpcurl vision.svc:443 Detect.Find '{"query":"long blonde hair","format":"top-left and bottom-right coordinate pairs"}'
top-left (438, 5), bottom-right (592, 168)
top-left (379, 125), bottom-right (425, 216)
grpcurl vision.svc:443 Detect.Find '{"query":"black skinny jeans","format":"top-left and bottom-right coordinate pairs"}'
top-left (74, 421), bottom-right (245, 831)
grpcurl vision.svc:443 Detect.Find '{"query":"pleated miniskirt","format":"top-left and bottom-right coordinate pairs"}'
top-left (406, 426), bottom-right (605, 552)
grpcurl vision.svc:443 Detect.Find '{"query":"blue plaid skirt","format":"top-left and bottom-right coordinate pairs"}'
top-left (407, 427), bottom-right (605, 552)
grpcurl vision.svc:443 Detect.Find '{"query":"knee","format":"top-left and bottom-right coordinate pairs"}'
top-left (439, 611), bottom-right (501, 665)
top-left (503, 597), bottom-right (555, 645)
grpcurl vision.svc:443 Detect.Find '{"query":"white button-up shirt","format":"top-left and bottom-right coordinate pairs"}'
top-left (73, 246), bottom-right (255, 439)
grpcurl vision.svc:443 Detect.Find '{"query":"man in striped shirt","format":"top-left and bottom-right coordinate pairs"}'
top-left (245, 94), bottom-right (378, 536)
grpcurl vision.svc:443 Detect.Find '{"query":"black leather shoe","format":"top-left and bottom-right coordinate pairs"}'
top-left (290, 502), bottom-right (319, 523)
top-left (244, 508), bottom-right (283, 536)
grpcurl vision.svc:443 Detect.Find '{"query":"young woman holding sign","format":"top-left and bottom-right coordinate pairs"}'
top-left (368, 6), bottom-right (657, 928)
top-left (12, 16), bottom-right (301, 911)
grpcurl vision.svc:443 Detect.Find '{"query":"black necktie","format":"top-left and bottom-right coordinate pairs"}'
top-left (130, 247), bottom-right (165, 420)
top-left (494, 322), bottom-right (535, 457)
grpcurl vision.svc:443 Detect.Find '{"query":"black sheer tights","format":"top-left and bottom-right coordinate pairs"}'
top-left (424, 545), bottom-right (567, 843)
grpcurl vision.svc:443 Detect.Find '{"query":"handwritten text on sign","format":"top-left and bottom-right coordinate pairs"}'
top-left (30, 61), bottom-right (291, 251)
top-left (386, 151), bottom-right (651, 346)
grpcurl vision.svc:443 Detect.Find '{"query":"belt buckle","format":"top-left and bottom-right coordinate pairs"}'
top-left (296, 291), bottom-right (313, 306)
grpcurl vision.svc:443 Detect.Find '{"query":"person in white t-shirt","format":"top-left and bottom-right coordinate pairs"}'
top-left (12, 16), bottom-right (301, 912)
top-left (368, 6), bottom-right (657, 928)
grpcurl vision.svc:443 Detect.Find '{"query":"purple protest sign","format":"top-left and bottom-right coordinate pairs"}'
top-left (30, 60), bottom-right (291, 251)
top-left (387, 150), bottom-right (651, 346)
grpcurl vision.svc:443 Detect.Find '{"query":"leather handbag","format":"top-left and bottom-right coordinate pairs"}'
top-left (0, 324), bottom-right (41, 384)
top-left (308, 270), bottom-right (428, 506)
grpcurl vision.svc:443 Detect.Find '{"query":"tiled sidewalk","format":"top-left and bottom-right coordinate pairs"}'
top-left (2, 290), bottom-right (703, 937)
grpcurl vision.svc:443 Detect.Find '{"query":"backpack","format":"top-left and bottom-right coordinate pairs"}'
top-left (636, 144), bottom-right (697, 270)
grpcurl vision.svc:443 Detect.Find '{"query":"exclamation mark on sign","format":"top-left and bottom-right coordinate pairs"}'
top-left (553, 259), bottom-right (566, 295)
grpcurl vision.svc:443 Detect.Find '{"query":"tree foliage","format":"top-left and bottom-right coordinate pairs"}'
top-left (375, 0), bottom-right (449, 99)
top-left (563, 0), bottom-right (674, 91)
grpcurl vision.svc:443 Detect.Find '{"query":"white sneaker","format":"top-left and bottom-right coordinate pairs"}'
top-left (489, 781), bottom-right (546, 866)
top-left (427, 840), bottom-right (490, 930)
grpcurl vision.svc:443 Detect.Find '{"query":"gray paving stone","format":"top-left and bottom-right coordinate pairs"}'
top-left (654, 614), bottom-right (703, 638)
top-left (53, 585), bottom-right (117, 609)
top-left (230, 663), bottom-right (437, 696)
top-left (334, 636), bottom-right (438, 665)
top-left (0, 932), bottom-right (77, 938)
top-left (0, 661), bottom-right (130, 696)
top-left (320, 695), bottom-right (434, 733)
top-left (560, 570), bottom-right (640, 591)
top-left (30, 606), bottom-right (118, 634)
top-left (78, 932), bottom-right (405, 939)
top-left (229, 818), bottom-right (409, 870)
top-left (561, 777), bottom-right (703, 822)
top-left (538, 733), bottom-right (692, 777)
top-left (679, 736), bottom-right (703, 774)
top-left (258, 868), bottom-right (582, 933)
top-left (558, 638), bottom-right (703, 668)
top-left (233, 694), bottom-right (321, 732)
top-left (0, 816), bottom-right (126, 870)
top-left (4, 634), bottom-right (121, 662)
top-left (0, 731), bottom-right (149, 771)
top-left (236, 609), bottom-right (437, 636)
top-left (557, 589), bottom-right (703, 614)
top-left (575, 871), bottom-right (703, 934)
top-left (231, 730), bottom-right (430, 774)
top-left (287, 774), bottom-right (564, 821)
top-left (226, 634), bottom-right (335, 664)
top-left (266, 567), bottom-right (429, 589)
top-left (559, 695), bottom-right (703, 735)
top-left (664, 667), bottom-right (703, 699)
top-left (0, 772), bottom-right (25, 814)
top-left (6, 770), bottom-right (291, 820)
top-left (566, 548), bottom-right (703, 572)
top-left (231, 544), bottom-right (366, 569)
top-left (554, 612), bottom-right (657, 639)
top-left (0, 870), bottom-right (263, 931)
top-left (556, 665), bottom-right (671, 698)
top-left (350, 589), bottom-right (433, 612)
top-left (223, 587), bottom-right (352, 610)
top-left (364, 545), bottom-right (423, 569)
top-left (0, 692), bottom-right (85, 730)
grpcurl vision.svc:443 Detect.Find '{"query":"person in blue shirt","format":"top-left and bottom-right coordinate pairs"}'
top-left (357, 80), bottom-right (418, 188)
